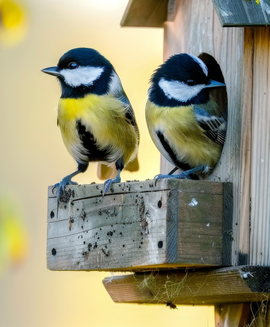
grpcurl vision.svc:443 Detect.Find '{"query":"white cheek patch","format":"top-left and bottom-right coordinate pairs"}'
top-left (60, 66), bottom-right (104, 87)
top-left (159, 78), bottom-right (205, 103)
top-left (108, 71), bottom-right (123, 95)
top-left (188, 54), bottom-right (208, 77)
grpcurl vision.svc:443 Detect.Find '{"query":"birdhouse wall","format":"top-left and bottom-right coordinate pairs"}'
top-left (162, 0), bottom-right (268, 266)
top-left (250, 27), bottom-right (270, 266)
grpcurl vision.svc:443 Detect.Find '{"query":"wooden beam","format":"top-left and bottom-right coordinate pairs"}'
top-left (102, 266), bottom-right (270, 305)
top-left (47, 179), bottom-right (232, 272)
top-left (121, 0), bottom-right (169, 27)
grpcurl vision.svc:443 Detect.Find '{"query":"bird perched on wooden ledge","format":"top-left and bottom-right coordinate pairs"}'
top-left (42, 48), bottom-right (139, 199)
top-left (145, 53), bottom-right (226, 180)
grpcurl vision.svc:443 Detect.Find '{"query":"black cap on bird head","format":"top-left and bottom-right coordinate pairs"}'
top-left (152, 53), bottom-right (209, 86)
top-left (149, 53), bottom-right (225, 107)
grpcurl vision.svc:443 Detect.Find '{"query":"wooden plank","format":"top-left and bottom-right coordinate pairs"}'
top-left (237, 27), bottom-right (254, 265)
top-left (121, 0), bottom-right (168, 27)
top-left (47, 179), bottom-right (232, 271)
top-left (250, 27), bottom-right (270, 266)
top-left (212, 0), bottom-right (270, 27)
top-left (163, 0), bottom-right (251, 266)
top-left (102, 266), bottom-right (270, 305)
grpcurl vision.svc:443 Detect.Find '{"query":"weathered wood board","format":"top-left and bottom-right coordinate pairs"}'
top-left (47, 179), bottom-right (232, 271)
top-left (120, 0), bottom-right (169, 27)
top-left (212, 0), bottom-right (270, 27)
top-left (121, 0), bottom-right (270, 28)
top-left (103, 266), bottom-right (270, 305)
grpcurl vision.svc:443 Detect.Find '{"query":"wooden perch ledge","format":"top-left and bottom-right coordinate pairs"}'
top-left (47, 179), bottom-right (232, 272)
top-left (103, 266), bottom-right (270, 305)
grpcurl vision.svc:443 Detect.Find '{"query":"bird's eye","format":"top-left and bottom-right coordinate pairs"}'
top-left (68, 62), bottom-right (79, 69)
top-left (187, 80), bottom-right (196, 86)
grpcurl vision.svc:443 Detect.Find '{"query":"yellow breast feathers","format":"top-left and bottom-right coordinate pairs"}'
top-left (57, 94), bottom-right (138, 165)
top-left (145, 100), bottom-right (222, 168)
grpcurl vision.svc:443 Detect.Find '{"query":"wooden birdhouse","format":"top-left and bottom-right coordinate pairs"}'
top-left (47, 0), bottom-right (270, 324)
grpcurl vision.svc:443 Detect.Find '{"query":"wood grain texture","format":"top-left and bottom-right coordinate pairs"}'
top-left (121, 0), bottom-right (168, 27)
top-left (163, 0), bottom-right (251, 266)
top-left (250, 27), bottom-right (270, 266)
top-left (212, 0), bottom-right (270, 27)
top-left (47, 180), bottom-right (232, 271)
top-left (102, 266), bottom-right (270, 305)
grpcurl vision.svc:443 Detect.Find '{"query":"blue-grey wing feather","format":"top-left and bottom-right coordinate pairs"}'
top-left (194, 106), bottom-right (226, 145)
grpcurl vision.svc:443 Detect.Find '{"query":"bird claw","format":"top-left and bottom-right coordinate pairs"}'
top-left (154, 173), bottom-right (190, 185)
top-left (103, 174), bottom-right (121, 194)
top-left (53, 178), bottom-right (78, 201)
top-left (154, 165), bottom-right (208, 184)
top-left (103, 179), bottom-right (113, 194)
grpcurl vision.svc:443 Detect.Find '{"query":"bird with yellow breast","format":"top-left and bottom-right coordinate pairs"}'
top-left (42, 48), bottom-right (139, 199)
top-left (145, 53), bottom-right (226, 180)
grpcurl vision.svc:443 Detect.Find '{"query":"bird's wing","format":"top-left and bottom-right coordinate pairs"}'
top-left (116, 92), bottom-right (140, 143)
top-left (109, 71), bottom-right (139, 135)
top-left (194, 106), bottom-right (227, 146)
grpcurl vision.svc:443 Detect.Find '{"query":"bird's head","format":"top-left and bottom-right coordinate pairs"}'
top-left (42, 48), bottom-right (116, 98)
top-left (149, 53), bottom-right (225, 107)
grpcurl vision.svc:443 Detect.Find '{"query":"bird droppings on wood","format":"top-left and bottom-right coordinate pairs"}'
top-left (102, 247), bottom-right (109, 256)
top-left (80, 208), bottom-right (86, 221)
top-left (69, 218), bottom-right (74, 231)
top-left (158, 241), bottom-right (163, 249)
top-left (58, 188), bottom-right (75, 204)
top-left (47, 180), bottom-right (232, 271)
top-left (189, 198), bottom-right (198, 207)
top-left (82, 251), bottom-right (88, 259)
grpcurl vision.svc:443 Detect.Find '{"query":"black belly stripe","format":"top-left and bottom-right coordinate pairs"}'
top-left (76, 120), bottom-right (112, 162)
top-left (156, 131), bottom-right (191, 171)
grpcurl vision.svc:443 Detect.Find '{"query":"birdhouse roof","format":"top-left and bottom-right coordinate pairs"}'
top-left (121, 0), bottom-right (270, 27)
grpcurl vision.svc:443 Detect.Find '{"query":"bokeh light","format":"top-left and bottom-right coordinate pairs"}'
top-left (0, 192), bottom-right (28, 278)
top-left (0, 0), bottom-right (28, 46)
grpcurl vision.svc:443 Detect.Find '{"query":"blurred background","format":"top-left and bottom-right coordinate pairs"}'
top-left (0, 0), bottom-right (214, 325)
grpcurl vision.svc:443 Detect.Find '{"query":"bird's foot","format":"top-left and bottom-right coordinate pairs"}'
top-left (154, 165), bottom-right (208, 183)
top-left (54, 177), bottom-right (78, 201)
top-left (103, 174), bottom-right (121, 194)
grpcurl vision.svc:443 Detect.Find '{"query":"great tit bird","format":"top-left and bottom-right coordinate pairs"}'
top-left (42, 47), bottom-right (139, 198)
top-left (145, 53), bottom-right (226, 180)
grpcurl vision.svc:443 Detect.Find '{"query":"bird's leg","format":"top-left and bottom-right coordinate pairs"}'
top-left (168, 167), bottom-right (179, 175)
top-left (155, 165), bottom-right (208, 181)
top-left (54, 162), bottom-right (88, 200)
top-left (103, 158), bottom-right (123, 194)
top-left (103, 169), bottom-right (121, 194)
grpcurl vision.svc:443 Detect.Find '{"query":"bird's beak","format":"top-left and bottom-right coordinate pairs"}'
top-left (205, 79), bottom-right (225, 88)
top-left (41, 66), bottom-right (61, 77)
